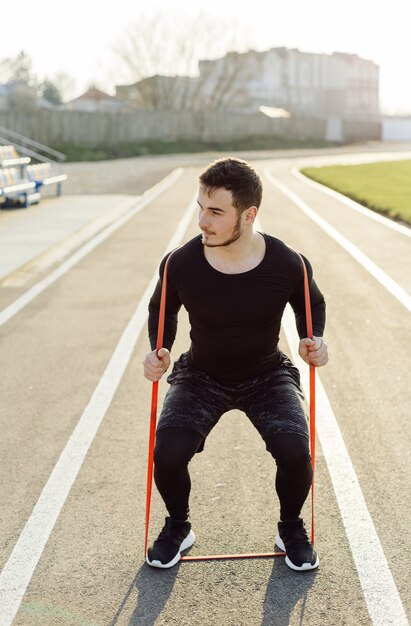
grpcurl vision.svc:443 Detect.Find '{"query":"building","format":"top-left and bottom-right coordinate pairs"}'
top-left (64, 86), bottom-right (123, 112)
top-left (115, 47), bottom-right (379, 120)
top-left (198, 47), bottom-right (379, 119)
top-left (115, 75), bottom-right (198, 111)
top-left (382, 116), bottom-right (411, 141)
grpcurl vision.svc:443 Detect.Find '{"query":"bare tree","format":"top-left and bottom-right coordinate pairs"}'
top-left (7, 83), bottom-right (38, 112)
top-left (51, 72), bottom-right (77, 103)
top-left (111, 11), bottom-right (253, 111)
top-left (0, 51), bottom-right (76, 106)
top-left (0, 50), bottom-right (39, 90)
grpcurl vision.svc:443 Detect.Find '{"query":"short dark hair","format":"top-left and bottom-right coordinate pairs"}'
top-left (199, 157), bottom-right (262, 213)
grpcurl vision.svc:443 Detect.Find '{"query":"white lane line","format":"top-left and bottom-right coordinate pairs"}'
top-left (291, 167), bottom-right (411, 238)
top-left (0, 168), bottom-right (183, 328)
top-left (255, 216), bottom-right (408, 624)
top-left (264, 169), bottom-right (411, 313)
top-left (0, 193), bottom-right (198, 626)
top-left (281, 303), bottom-right (409, 626)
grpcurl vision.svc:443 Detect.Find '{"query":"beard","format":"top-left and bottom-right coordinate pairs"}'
top-left (202, 213), bottom-right (242, 248)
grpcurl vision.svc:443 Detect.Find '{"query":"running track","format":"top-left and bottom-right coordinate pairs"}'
top-left (0, 148), bottom-right (410, 626)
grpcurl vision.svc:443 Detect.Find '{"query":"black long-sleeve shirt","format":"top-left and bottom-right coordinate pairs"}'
top-left (148, 233), bottom-right (326, 382)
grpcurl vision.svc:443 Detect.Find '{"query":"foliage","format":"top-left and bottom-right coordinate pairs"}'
top-left (112, 11), bottom-right (253, 111)
top-left (40, 79), bottom-right (62, 104)
top-left (1, 50), bottom-right (65, 104)
top-left (0, 50), bottom-right (39, 89)
top-left (301, 160), bottom-right (411, 225)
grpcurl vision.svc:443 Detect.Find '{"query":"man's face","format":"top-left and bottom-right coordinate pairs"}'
top-left (197, 187), bottom-right (243, 248)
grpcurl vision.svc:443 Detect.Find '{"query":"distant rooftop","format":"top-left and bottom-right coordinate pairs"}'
top-left (69, 86), bottom-right (115, 103)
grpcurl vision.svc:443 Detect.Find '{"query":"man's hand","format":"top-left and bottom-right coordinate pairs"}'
top-left (298, 336), bottom-right (329, 367)
top-left (143, 348), bottom-right (171, 381)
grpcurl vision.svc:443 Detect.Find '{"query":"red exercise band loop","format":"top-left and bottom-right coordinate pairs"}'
top-left (144, 250), bottom-right (174, 557)
top-left (144, 249), bottom-right (316, 560)
top-left (298, 252), bottom-right (316, 546)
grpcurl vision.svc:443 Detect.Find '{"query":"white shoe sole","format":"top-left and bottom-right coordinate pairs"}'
top-left (275, 534), bottom-right (319, 571)
top-left (146, 530), bottom-right (196, 569)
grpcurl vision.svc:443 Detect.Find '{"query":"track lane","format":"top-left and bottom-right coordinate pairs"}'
top-left (264, 168), bottom-right (411, 308)
top-left (260, 163), bottom-right (410, 620)
top-left (0, 169), bottom-right (197, 572)
top-left (0, 169), bottom-right (184, 327)
top-left (263, 153), bottom-right (411, 291)
top-left (9, 202), bottom-right (372, 626)
top-left (0, 191), bottom-right (199, 626)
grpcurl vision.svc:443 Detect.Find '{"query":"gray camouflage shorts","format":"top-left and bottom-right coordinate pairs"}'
top-left (157, 351), bottom-right (309, 448)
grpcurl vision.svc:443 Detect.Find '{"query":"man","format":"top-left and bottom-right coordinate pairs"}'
top-left (143, 157), bottom-right (328, 571)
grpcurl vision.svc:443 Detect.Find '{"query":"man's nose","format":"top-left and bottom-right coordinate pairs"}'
top-left (198, 210), bottom-right (208, 228)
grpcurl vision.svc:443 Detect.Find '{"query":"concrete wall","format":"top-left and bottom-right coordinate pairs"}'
top-left (343, 119), bottom-right (382, 143)
top-left (382, 117), bottom-right (411, 141)
top-left (0, 109), bottom-right (380, 147)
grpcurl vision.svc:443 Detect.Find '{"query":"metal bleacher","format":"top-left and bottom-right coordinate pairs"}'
top-left (0, 126), bottom-right (67, 208)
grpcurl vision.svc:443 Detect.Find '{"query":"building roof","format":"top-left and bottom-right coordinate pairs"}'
top-left (69, 86), bottom-right (115, 103)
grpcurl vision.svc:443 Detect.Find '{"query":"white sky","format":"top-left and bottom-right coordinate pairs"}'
top-left (2, 0), bottom-right (410, 114)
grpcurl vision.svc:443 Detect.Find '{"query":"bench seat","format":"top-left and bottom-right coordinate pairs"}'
top-left (0, 145), bottom-right (31, 168)
top-left (27, 163), bottom-right (67, 195)
top-left (0, 168), bottom-right (41, 208)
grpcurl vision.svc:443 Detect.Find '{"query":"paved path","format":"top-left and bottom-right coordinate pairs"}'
top-left (0, 196), bottom-right (141, 282)
top-left (0, 145), bottom-right (410, 626)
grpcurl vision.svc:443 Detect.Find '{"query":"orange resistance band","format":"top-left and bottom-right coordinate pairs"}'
top-left (144, 250), bottom-right (316, 561)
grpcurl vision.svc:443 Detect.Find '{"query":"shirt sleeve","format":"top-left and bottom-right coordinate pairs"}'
top-left (148, 253), bottom-right (182, 351)
top-left (289, 254), bottom-right (326, 338)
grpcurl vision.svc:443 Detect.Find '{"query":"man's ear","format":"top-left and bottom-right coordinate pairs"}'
top-left (243, 206), bottom-right (258, 224)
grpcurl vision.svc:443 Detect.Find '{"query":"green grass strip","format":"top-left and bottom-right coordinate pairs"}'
top-left (300, 160), bottom-right (411, 225)
top-left (54, 137), bottom-right (336, 162)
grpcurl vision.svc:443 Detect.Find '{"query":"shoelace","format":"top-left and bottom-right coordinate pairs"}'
top-left (283, 525), bottom-right (310, 545)
top-left (156, 519), bottom-right (186, 544)
top-left (156, 522), bottom-right (174, 542)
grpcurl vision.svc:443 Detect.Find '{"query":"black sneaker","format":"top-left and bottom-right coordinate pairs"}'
top-left (146, 517), bottom-right (195, 569)
top-left (275, 518), bottom-right (319, 571)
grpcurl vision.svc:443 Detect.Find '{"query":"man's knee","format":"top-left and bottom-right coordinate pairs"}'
top-left (154, 439), bottom-right (185, 474)
top-left (154, 427), bottom-right (202, 473)
top-left (266, 433), bottom-right (311, 471)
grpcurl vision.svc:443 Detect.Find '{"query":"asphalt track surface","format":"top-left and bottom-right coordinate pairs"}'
top-left (0, 145), bottom-right (410, 626)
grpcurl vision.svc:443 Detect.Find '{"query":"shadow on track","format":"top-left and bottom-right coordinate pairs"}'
top-left (109, 557), bottom-right (317, 626)
top-left (262, 558), bottom-right (318, 625)
top-left (109, 562), bottom-right (180, 626)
